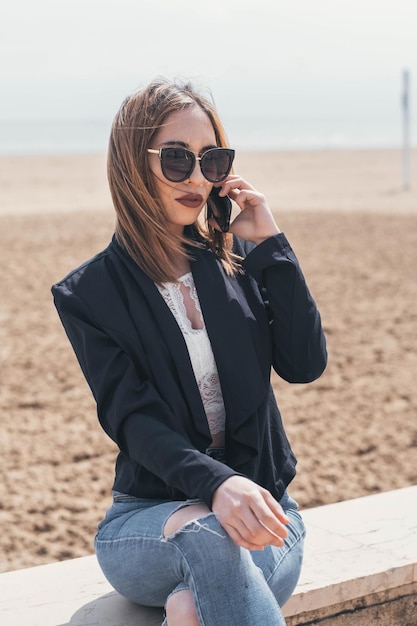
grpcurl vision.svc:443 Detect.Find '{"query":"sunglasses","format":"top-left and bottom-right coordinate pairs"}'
top-left (147, 147), bottom-right (235, 183)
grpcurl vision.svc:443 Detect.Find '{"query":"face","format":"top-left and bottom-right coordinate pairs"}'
top-left (148, 106), bottom-right (217, 234)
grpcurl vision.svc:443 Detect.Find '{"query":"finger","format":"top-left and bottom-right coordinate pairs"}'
top-left (257, 504), bottom-right (289, 536)
top-left (215, 504), bottom-right (271, 549)
top-left (218, 176), bottom-right (255, 196)
top-left (222, 521), bottom-right (266, 551)
top-left (247, 498), bottom-right (289, 542)
top-left (225, 500), bottom-right (287, 548)
top-left (262, 491), bottom-right (290, 525)
top-left (233, 514), bottom-right (286, 548)
top-left (257, 518), bottom-right (286, 544)
top-left (232, 189), bottom-right (268, 211)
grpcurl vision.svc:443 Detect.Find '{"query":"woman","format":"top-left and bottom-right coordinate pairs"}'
top-left (52, 78), bottom-right (327, 626)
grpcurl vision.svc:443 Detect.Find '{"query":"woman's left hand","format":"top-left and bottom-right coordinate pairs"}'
top-left (212, 175), bottom-right (280, 245)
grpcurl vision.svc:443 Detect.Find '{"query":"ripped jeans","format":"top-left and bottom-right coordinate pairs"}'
top-left (94, 491), bottom-right (305, 626)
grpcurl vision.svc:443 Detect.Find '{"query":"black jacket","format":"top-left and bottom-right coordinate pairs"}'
top-left (52, 232), bottom-right (327, 507)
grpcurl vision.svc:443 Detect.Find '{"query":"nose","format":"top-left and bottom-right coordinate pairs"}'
top-left (187, 158), bottom-right (207, 186)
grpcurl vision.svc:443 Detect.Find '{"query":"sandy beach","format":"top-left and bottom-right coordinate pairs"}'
top-left (1, 149), bottom-right (416, 573)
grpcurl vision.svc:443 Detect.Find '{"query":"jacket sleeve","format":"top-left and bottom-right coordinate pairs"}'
top-left (52, 285), bottom-right (239, 506)
top-left (241, 233), bottom-right (327, 383)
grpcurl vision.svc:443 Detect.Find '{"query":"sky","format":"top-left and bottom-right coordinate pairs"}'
top-left (1, 0), bottom-right (416, 147)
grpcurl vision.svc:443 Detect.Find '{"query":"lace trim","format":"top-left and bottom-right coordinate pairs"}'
top-left (157, 273), bottom-right (203, 335)
top-left (156, 274), bottom-right (226, 437)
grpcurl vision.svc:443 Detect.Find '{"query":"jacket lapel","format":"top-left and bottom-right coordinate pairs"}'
top-left (111, 239), bottom-right (212, 443)
top-left (191, 247), bottom-right (270, 464)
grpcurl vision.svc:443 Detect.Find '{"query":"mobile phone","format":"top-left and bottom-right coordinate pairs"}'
top-left (207, 187), bottom-right (232, 232)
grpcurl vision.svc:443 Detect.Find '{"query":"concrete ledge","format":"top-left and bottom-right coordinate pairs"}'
top-left (283, 485), bottom-right (417, 625)
top-left (1, 486), bottom-right (416, 625)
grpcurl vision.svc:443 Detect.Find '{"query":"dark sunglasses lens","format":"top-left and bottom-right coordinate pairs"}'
top-left (161, 148), bottom-right (194, 181)
top-left (201, 149), bottom-right (234, 182)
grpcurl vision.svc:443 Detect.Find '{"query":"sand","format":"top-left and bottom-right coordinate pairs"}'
top-left (1, 149), bottom-right (416, 573)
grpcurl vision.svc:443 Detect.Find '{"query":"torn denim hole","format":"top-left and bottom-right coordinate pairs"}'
top-left (159, 498), bottom-right (205, 540)
top-left (161, 514), bottom-right (227, 542)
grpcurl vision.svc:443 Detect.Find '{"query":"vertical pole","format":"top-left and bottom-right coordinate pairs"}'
top-left (402, 69), bottom-right (411, 190)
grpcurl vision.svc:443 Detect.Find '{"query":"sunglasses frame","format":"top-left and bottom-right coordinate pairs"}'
top-left (147, 147), bottom-right (235, 183)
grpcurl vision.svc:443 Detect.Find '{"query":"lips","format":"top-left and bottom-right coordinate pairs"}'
top-left (176, 193), bottom-right (204, 209)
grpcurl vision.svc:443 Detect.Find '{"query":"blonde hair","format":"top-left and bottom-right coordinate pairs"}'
top-left (107, 78), bottom-right (238, 283)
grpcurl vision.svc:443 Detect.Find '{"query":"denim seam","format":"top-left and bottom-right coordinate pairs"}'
top-left (95, 535), bottom-right (167, 545)
top-left (161, 535), bottom-right (207, 626)
top-left (264, 525), bottom-right (306, 584)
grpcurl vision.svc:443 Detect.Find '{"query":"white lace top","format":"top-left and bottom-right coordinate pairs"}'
top-left (156, 273), bottom-right (226, 439)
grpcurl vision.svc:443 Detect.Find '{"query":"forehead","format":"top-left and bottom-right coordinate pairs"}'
top-left (154, 106), bottom-right (216, 148)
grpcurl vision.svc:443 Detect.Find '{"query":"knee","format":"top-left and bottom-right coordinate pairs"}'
top-left (163, 508), bottom-right (241, 571)
top-left (166, 589), bottom-right (200, 626)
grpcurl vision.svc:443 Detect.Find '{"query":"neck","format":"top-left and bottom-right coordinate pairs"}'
top-left (170, 255), bottom-right (191, 280)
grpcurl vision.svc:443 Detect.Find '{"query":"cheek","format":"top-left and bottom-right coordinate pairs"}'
top-left (152, 176), bottom-right (170, 199)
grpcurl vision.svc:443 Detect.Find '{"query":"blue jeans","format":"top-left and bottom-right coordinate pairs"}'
top-left (94, 491), bottom-right (305, 626)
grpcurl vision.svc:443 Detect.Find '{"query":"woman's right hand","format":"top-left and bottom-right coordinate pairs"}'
top-left (211, 475), bottom-right (289, 550)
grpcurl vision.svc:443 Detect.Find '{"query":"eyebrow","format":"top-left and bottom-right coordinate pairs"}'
top-left (160, 140), bottom-right (218, 152)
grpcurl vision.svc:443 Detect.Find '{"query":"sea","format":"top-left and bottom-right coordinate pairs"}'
top-left (0, 114), bottom-right (412, 155)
